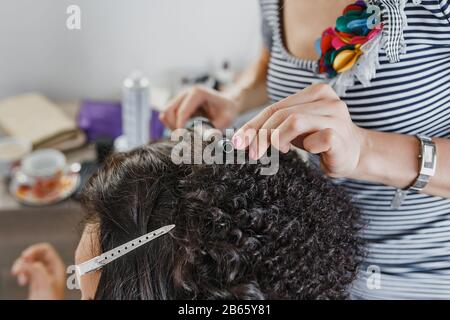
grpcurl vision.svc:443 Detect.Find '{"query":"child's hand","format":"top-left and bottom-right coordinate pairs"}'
top-left (11, 243), bottom-right (66, 300)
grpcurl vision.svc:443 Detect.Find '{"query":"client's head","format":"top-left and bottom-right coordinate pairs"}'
top-left (77, 140), bottom-right (362, 300)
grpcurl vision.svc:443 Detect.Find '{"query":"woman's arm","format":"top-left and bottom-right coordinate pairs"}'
top-left (232, 83), bottom-right (450, 199)
top-left (222, 47), bottom-right (271, 114)
top-left (352, 131), bottom-right (449, 198)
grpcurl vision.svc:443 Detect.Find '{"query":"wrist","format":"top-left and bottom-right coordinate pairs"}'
top-left (29, 282), bottom-right (65, 300)
top-left (222, 84), bottom-right (268, 115)
top-left (222, 86), bottom-right (245, 114)
top-left (348, 129), bottom-right (421, 189)
top-left (348, 127), bottom-right (372, 181)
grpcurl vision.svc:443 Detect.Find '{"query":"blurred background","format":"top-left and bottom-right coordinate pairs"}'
top-left (0, 0), bottom-right (260, 100)
top-left (0, 0), bottom-right (262, 299)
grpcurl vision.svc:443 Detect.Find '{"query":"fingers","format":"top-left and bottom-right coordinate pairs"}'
top-left (22, 262), bottom-right (60, 300)
top-left (17, 243), bottom-right (65, 277)
top-left (248, 129), bottom-right (271, 160)
top-left (260, 101), bottom-right (341, 132)
top-left (175, 88), bottom-right (207, 128)
top-left (268, 114), bottom-right (334, 157)
top-left (11, 244), bottom-right (66, 300)
top-left (160, 86), bottom-right (210, 130)
top-left (302, 128), bottom-right (337, 154)
top-left (237, 100), bottom-right (337, 159)
top-left (232, 128), bottom-right (257, 150)
top-left (246, 113), bottom-right (333, 160)
top-left (252, 84), bottom-right (338, 126)
top-left (21, 243), bottom-right (59, 264)
top-left (280, 83), bottom-right (339, 104)
top-left (233, 85), bottom-right (340, 149)
top-left (24, 262), bottom-right (48, 284)
top-left (11, 258), bottom-right (29, 285)
top-left (161, 86), bottom-right (238, 130)
top-left (160, 91), bottom-right (187, 130)
top-left (11, 258), bottom-right (48, 286)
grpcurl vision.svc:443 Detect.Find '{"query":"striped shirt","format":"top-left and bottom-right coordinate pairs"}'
top-left (260, 0), bottom-right (450, 299)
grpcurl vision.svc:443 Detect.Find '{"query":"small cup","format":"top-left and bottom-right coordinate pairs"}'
top-left (0, 138), bottom-right (32, 178)
top-left (20, 149), bottom-right (67, 198)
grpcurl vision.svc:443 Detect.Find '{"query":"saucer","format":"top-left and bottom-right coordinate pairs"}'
top-left (9, 171), bottom-right (80, 206)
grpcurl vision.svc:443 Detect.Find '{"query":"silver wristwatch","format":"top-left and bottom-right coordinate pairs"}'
top-left (390, 135), bottom-right (437, 209)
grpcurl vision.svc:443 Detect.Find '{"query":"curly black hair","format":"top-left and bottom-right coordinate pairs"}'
top-left (81, 141), bottom-right (363, 300)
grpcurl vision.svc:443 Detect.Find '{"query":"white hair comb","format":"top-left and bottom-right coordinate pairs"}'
top-left (75, 224), bottom-right (175, 280)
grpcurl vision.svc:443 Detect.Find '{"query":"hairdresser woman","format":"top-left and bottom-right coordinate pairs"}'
top-left (160, 0), bottom-right (450, 299)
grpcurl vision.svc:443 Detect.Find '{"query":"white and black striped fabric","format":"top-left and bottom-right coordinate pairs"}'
top-left (259, 0), bottom-right (450, 299)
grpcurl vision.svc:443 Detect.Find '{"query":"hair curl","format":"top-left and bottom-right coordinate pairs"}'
top-left (82, 141), bottom-right (363, 300)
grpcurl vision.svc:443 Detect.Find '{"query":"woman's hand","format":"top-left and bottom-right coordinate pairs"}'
top-left (232, 83), bottom-right (367, 179)
top-left (11, 243), bottom-right (66, 300)
top-left (160, 86), bottom-right (239, 130)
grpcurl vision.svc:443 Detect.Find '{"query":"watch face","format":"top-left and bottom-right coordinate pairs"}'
top-left (424, 145), bottom-right (434, 169)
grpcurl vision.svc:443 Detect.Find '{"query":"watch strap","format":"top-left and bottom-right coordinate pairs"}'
top-left (390, 135), bottom-right (437, 209)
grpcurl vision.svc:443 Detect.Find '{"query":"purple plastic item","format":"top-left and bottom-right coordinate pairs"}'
top-left (77, 100), bottom-right (165, 142)
top-left (77, 101), bottom-right (122, 142)
top-left (150, 109), bottom-right (165, 141)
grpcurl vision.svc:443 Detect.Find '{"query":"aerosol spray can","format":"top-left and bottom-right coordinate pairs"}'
top-left (121, 71), bottom-right (151, 150)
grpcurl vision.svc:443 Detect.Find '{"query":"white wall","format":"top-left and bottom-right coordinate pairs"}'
top-left (0, 0), bottom-right (261, 101)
